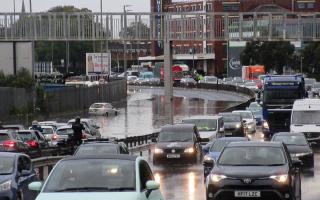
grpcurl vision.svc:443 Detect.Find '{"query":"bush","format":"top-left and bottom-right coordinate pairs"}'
top-left (0, 68), bottom-right (34, 89)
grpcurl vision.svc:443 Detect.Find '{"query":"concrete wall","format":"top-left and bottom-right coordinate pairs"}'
top-left (0, 42), bottom-right (33, 75)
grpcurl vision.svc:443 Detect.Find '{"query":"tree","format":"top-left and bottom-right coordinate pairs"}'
top-left (119, 21), bottom-right (150, 39)
top-left (301, 42), bottom-right (320, 74)
top-left (240, 41), bottom-right (295, 74)
top-left (0, 68), bottom-right (34, 88)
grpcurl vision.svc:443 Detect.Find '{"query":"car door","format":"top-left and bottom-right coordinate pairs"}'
top-left (16, 156), bottom-right (36, 200)
top-left (138, 161), bottom-right (164, 200)
top-left (12, 132), bottom-right (28, 153)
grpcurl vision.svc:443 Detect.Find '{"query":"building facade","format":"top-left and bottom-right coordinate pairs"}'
top-left (150, 0), bottom-right (320, 77)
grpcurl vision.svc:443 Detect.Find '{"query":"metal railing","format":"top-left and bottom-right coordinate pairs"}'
top-left (0, 12), bottom-right (319, 41)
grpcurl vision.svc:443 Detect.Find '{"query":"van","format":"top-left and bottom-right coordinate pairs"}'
top-left (291, 99), bottom-right (320, 144)
top-left (181, 115), bottom-right (224, 143)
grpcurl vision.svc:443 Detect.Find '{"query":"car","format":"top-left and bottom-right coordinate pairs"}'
top-left (89, 103), bottom-right (119, 116)
top-left (38, 121), bottom-right (58, 129)
top-left (153, 124), bottom-right (201, 165)
top-left (244, 81), bottom-right (259, 92)
top-left (68, 118), bottom-right (101, 137)
top-left (304, 78), bottom-right (316, 91)
top-left (0, 153), bottom-right (38, 200)
top-left (202, 137), bottom-right (249, 178)
top-left (28, 155), bottom-right (165, 200)
top-left (74, 141), bottom-right (129, 156)
top-left (2, 125), bottom-right (26, 131)
top-left (17, 130), bottom-right (49, 158)
top-left (311, 82), bottom-right (320, 97)
top-left (199, 76), bottom-right (219, 84)
top-left (247, 102), bottom-right (263, 125)
top-left (0, 130), bottom-right (29, 154)
top-left (127, 75), bottom-right (138, 85)
top-left (232, 110), bottom-right (256, 134)
top-left (218, 112), bottom-right (245, 137)
top-left (205, 142), bottom-right (302, 200)
top-left (181, 115), bottom-right (224, 143)
top-left (40, 126), bottom-right (57, 147)
top-left (271, 132), bottom-right (314, 168)
top-left (180, 77), bottom-right (197, 86)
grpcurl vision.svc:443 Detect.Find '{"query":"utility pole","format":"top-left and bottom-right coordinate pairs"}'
top-left (300, 56), bottom-right (303, 74)
top-left (123, 5), bottom-right (132, 79)
top-left (29, 0), bottom-right (32, 13)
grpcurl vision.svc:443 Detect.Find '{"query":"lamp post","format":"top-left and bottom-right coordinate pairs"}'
top-left (100, 0), bottom-right (103, 76)
top-left (29, 0), bottom-right (32, 13)
top-left (300, 56), bottom-right (304, 74)
top-left (123, 5), bottom-right (133, 79)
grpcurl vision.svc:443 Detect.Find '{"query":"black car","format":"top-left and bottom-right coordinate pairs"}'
top-left (206, 142), bottom-right (302, 200)
top-left (18, 130), bottom-right (49, 158)
top-left (0, 130), bottom-right (29, 154)
top-left (74, 141), bottom-right (129, 156)
top-left (153, 124), bottom-right (201, 165)
top-left (218, 112), bottom-right (245, 137)
top-left (271, 132), bottom-right (314, 168)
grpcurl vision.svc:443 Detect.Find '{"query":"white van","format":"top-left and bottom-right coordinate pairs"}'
top-left (181, 115), bottom-right (224, 143)
top-left (291, 99), bottom-right (320, 143)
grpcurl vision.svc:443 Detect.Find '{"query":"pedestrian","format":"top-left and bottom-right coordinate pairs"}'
top-left (31, 121), bottom-right (43, 132)
top-left (71, 116), bottom-right (84, 146)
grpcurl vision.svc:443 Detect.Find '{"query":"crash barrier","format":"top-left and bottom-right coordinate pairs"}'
top-left (32, 132), bottom-right (159, 180)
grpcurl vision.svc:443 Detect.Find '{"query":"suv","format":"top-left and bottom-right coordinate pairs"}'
top-left (153, 124), bottom-right (201, 165)
top-left (17, 130), bottom-right (48, 158)
top-left (218, 112), bottom-right (245, 137)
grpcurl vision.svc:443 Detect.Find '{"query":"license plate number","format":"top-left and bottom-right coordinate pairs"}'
top-left (167, 154), bottom-right (180, 158)
top-left (235, 191), bottom-right (261, 198)
top-left (225, 132), bottom-right (233, 136)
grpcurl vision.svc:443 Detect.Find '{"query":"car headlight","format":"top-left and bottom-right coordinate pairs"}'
top-left (270, 174), bottom-right (288, 183)
top-left (184, 147), bottom-right (194, 153)
top-left (263, 121), bottom-right (269, 129)
top-left (204, 155), bottom-right (213, 162)
top-left (235, 124), bottom-right (241, 128)
top-left (291, 153), bottom-right (312, 158)
top-left (154, 148), bottom-right (163, 154)
top-left (210, 174), bottom-right (227, 183)
top-left (0, 180), bottom-right (11, 191)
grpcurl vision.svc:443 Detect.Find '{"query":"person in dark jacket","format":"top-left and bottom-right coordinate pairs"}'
top-left (31, 121), bottom-right (43, 132)
top-left (72, 117), bottom-right (84, 146)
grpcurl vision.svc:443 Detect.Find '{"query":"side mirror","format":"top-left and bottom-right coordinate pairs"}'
top-left (292, 159), bottom-right (303, 168)
top-left (28, 181), bottom-right (43, 191)
top-left (243, 120), bottom-right (247, 123)
top-left (145, 181), bottom-right (160, 198)
top-left (203, 157), bottom-right (215, 167)
top-left (151, 138), bottom-right (157, 143)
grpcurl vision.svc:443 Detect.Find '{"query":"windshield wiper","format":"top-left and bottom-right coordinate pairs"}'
top-left (54, 187), bottom-right (112, 192)
top-left (109, 187), bottom-right (135, 191)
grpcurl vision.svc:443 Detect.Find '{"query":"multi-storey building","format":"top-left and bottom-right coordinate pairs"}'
top-left (149, 0), bottom-right (319, 76)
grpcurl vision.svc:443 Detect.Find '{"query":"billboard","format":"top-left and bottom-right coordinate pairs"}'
top-left (228, 42), bottom-right (246, 77)
top-left (86, 53), bottom-right (111, 75)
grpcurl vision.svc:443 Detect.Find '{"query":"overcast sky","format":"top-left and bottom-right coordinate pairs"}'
top-left (0, 0), bottom-right (150, 13)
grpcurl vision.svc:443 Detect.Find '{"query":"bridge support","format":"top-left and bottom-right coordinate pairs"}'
top-left (164, 40), bottom-right (173, 124)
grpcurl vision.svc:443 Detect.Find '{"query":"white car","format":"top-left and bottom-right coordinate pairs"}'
top-left (244, 81), bottom-right (259, 92)
top-left (89, 103), bottom-right (119, 116)
top-left (28, 155), bottom-right (165, 200)
top-left (41, 125), bottom-right (58, 147)
top-left (232, 110), bottom-right (256, 134)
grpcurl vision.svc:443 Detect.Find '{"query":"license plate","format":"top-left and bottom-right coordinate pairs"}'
top-left (235, 191), bottom-right (261, 198)
top-left (225, 132), bottom-right (233, 136)
top-left (167, 154), bottom-right (180, 158)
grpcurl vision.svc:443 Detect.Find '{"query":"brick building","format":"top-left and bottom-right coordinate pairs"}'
top-left (149, 0), bottom-right (320, 76)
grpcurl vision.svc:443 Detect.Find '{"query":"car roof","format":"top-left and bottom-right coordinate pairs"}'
top-left (161, 124), bottom-right (195, 131)
top-left (18, 130), bottom-right (36, 133)
top-left (0, 152), bottom-right (25, 158)
top-left (227, 141), bottom-right (283, 148)
top-left (216, 137), bottom-right (249, 141)
top-left (182, 115), bottom-right (221, 120)
top-left (273, 132), bottom-right (305, 137)
top-left (41, 126), bottom-right (54, 129)
top-left (62, 154), bottom-right (138, 161)
top-left (80, 142), bottom-right (119, 147)
top-left (57, 125), bottom-right (72, 130)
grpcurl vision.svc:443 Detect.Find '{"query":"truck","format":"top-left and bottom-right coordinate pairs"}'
top-left (261, 75), bottom-right (306, 136)
top-left (154, 62), bottom-right (190, 82)
top-left (242, 65), bottom-right (265, 81)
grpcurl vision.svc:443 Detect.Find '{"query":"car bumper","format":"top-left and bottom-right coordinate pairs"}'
top-left (207, 189), bottom-right (289, 200)
top-left (0, 190), bottom-right (15, 200)
top-left (224, 129), bottom-right (244, 137)
top-left (153, 152), bottom-right (197, 164)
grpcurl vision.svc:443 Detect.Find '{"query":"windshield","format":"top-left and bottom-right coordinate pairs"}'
top-left (313, 83), bottom-right (320, 88)
top-left (0, 133), bottom-right (10, 142)
top-left (91, 104), bottom-right (105, 108)
top-left (183, 119), bottom-right (217, 131)
top-left (57, 129), bottom-right (74, 135)
top-left (234, 112), bottom-right (253, 119)
top-left (221, 114), bottom-right (241, 122)
top-left (305, 79), bottom-right (316, 85)
top-left (159, 131), bottom-right (193, 142)
top-left (0, 157), bottom-right (14, 174)
top-left (42, 128), bottom-right (54, 135)
top-left (210, 140), bottom-right (235, 152)
top-left (273, 135), bottom-right (307, 146)
top-left (18, 132), bottom-right (36, 142)
top-left (263, 89), bottom-right (301, 103)
top-left (218, 146), bottom-right (286, 166)
top-left (43, 159), bottom-right (136, 192)
top-left (76, 145), bottom-right (118, 156)
top-left (292, 111), bottom-right (320, 125)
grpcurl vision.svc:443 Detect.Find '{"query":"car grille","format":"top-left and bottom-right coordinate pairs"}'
top-left (303, 132), bottom-right (320, 139)
top-left (164, 148), bottom-right (185, 154)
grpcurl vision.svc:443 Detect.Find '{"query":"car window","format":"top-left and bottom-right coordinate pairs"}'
top-left (0, 133), bottom-right (10, 142)
top-left (273, 135), bottom-right (308, 146)
top-left (18, 132), bottom-right (37, 142)
top-left (42, 128), bottom-right (54, 135)
top-left (43, 159), bottom-right (136, 192)
top-left (57, 129), bottom-right (74, 135)
top-left (183, 119), bottom-right (217, 131)
top-left (75, 145), bottom-right (118, 156)
top-left (139, 161), bottom-right (154, 191)
top-left (0, 157), bottom-right (14, 174)
top-left (158, 131), bottom-right (193, 142)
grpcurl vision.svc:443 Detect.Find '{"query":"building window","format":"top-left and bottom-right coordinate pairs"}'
top-left (192, 5), bottom-right (196, 11)
top-left (297, 2), bottom-right (305, 9)
top-left (206, 3), bottom-right (212, 11)
top-left (223, 3), bottom-right (240, 11)
top-left (307, 2), bottom-right (315, 9)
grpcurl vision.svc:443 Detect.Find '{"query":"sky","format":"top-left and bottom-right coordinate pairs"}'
top-left (0, 0), bottom-right (150, 13)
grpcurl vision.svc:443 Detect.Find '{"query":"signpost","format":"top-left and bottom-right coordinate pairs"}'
top-left (86, 53), bottom-right (111, 75)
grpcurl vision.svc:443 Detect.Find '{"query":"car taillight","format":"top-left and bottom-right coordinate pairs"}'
top-left (27, 140), bottom-right (39, 148)
top-left (3, 140), bottom-right (17, 149)
top-left (51, 134), bottom-right (58, 140)
top-left (82, 133), bottom-right (87, 139)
